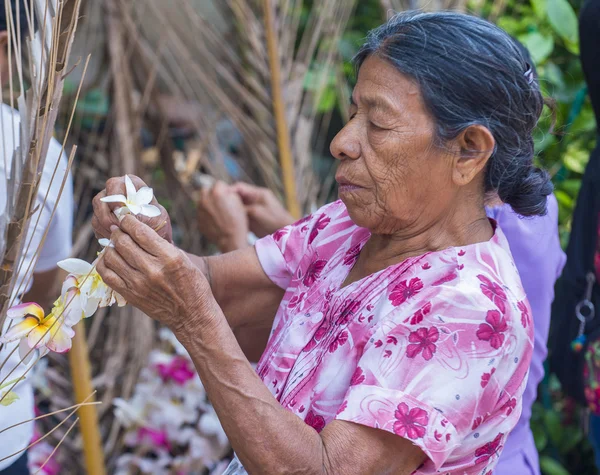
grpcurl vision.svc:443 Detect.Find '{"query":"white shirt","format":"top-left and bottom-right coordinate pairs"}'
top-left (0, 103), bottom-right (73, 469)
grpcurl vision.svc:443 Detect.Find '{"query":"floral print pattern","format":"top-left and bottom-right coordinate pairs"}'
top-left (253, 201), bottom-right (533, 474)
top-left (393, 403), bottom-right (429, 439)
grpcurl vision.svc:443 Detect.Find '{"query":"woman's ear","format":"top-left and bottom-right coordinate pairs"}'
top-left (452, 125), bottom-right (495, 187)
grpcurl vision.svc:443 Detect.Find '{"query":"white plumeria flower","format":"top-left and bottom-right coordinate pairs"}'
top-left (100, 175), bottom-right (161, 219)
top-left (57, 258), bottom-right (126, 312)
top-left (98, 238), bottom-right (114, 249)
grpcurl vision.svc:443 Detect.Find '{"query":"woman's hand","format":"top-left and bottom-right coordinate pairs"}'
top-left (96, 215), bottom-right (214, 336)
top-left (230, 183), bottom-right (295, 238)
top-left (197, 181), bottom-right (249, 252)
top-left (92, 175), bottom-right (173, 243)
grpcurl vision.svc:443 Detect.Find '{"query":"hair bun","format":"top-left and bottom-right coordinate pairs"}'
top-left (500, 167), bottom-right (553, 216)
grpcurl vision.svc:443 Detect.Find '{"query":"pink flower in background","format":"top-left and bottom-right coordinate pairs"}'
top-left (155, 356), bottom-right (195, 385)
top-left (138, 426), bottom-right (171, 451)
top-left (393, 403), bottom-right (429, 439)
top-left (28, 441), bottom-right (60, 475)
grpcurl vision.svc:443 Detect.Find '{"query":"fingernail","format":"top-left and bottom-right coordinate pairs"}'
top-left (110, 225), bottom-right (118, 232)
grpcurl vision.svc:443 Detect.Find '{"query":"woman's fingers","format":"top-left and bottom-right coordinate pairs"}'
top-left (118, 215), bottom-right (168, 257)
top-left (96, 254), bottom-right (128, 295)
top-left (109, 227), bottom-right (143, 270)
top-left (231, 182), bottom-right (265, 205)
top-left (92, 189), bottom-right (119, 239)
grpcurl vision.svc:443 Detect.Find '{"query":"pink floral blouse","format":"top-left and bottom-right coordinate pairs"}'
top-left (254, 200), bottom-right (533, 474)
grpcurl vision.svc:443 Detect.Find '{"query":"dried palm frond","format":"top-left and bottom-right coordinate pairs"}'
top-left (0, 0), bottom-right (83, 326)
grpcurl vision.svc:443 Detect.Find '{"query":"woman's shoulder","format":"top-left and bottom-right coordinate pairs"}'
top-left (277, 200), bottom-right (362, 251)
top-left (377, 232), bottom-right (530, 330)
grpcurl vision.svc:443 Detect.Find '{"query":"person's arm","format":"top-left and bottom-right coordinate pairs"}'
top-left (97, 216), bottom-right (426, 474)
top-left (22, 268), bottom-right (65, 311)
top-left (92, 176), bottom-right (285, 359)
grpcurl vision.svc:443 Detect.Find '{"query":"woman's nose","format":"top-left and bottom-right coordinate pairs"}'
top-left (330, 124), bottom-right (361, 161)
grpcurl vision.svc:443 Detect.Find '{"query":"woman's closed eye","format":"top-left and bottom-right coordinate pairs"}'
top-left (368, 120), bottom-right (388, 131)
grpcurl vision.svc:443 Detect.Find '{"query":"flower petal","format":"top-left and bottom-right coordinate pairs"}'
top-left (6, 302), bottom-right (44, 321)
top-left (57, 258), bottom-right (93, 276)
top-left (83, 297), bottom-right (101, 318)
top-left (140, 204), bottom-right (161, 218)
top-left (61, 275), bottom-right (79, 296)
top-left (98, 238), bottom-right (114, 248)
top-left (114, 291), bottom-right (127, 307)
top-left (27, 325), bottom-right (52, 349)
top-left (46, 325), bottom-right (74, 353)
top-left (127, 203), bottom-right (142, 215)
top-left (100, 194), bottom-right (127, 204)
top-left (134, 187), bottom-right (154, 206)
top-left (125, 175), bottom-right (137, 201)
top-left (38, 346), bottom-right (49, 359)
top-left (19, 338), bottom-right (35, 364)
top-left (61, 292), bottom-right (84, 327)
top-left (114, 206), bottom-right (130, 219)
top-left (1, 317), bottom-right (39, 342)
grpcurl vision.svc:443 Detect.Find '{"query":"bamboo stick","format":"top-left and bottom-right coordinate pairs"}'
top-left (262, 0), bottom-right (300, 219)
top-left (69, 321), bottom-right (106, 475)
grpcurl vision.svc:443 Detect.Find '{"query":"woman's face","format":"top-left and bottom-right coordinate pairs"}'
top-left (330, 56), bottom-right (464, 236)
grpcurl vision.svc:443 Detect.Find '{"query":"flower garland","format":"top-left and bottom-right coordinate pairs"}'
top-left (0, 176), bottom-right (161, 403)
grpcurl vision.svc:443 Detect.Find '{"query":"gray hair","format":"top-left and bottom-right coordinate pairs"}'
top-left (355, 11), bottom-right (552, 217)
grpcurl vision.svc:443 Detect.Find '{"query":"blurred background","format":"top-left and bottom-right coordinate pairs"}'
top-left (23, 0), bottom-right (597, 473)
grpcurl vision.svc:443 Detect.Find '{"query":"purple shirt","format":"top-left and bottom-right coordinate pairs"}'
top-left (487, 196), bottom-right (566, 475)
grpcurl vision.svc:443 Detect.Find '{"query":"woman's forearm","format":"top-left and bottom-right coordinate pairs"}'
top-left (184, 248), bottom-right (284, 331)
top-left (177, 301), bottom-right (325, 473)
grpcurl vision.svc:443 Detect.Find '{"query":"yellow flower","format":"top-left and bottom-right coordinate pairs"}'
top-left (0, 303), bottom-right (75, 363)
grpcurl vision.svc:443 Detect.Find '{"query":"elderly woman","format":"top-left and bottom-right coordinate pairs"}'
top-left (93, 12), bottom-right (551, 475)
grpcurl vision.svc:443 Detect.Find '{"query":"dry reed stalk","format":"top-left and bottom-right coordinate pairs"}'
top-left (0, 0), bottom-right (82, 327)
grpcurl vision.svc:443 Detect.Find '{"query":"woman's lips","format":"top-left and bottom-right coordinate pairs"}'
top-left (338, 183), bottom-right (363, 194)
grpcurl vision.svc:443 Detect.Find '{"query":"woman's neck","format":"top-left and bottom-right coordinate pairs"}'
top-left (351, 208), bottom-right (493, 281)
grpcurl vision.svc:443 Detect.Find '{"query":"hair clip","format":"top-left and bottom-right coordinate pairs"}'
top-left (524, 63), bottom-right (535, 85)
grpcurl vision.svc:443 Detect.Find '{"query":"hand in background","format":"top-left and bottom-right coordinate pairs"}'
top-left (231, 183), bottom-right (295, 238)
top-left (197, 181), bottom-right (249, 253)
